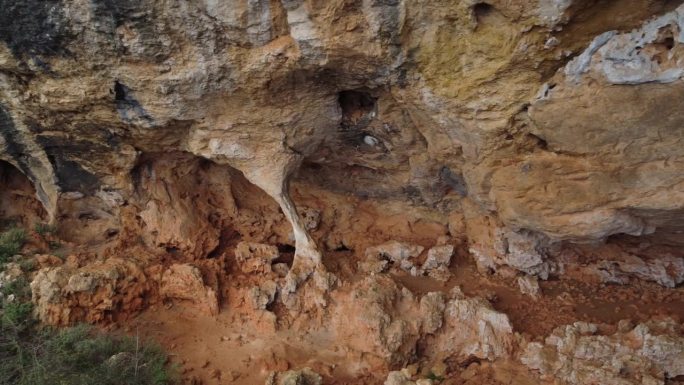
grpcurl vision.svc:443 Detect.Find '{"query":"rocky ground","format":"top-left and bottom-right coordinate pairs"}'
top-left (1, 218), bottom-right (681, 385)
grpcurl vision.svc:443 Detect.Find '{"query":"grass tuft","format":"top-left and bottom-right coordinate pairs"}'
top-left (0, 266), bottom-right (177, 385)
top-left (0, 228), bottom-right (25, 263)
top-left (33, 223), bottom-right (56, 237)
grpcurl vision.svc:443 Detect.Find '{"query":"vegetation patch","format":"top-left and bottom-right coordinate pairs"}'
top-left (0, 227), bottom-right (177, 385)
top-left (0, 227), bottom-right (25, 264)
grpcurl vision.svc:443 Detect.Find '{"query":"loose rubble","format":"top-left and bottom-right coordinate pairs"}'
top-left (517, 275), bottom-right (541, 299)
top-left (235, 242), bottom-right (280, 275)
top-left (521, 319), bottom-right (684, 385)
top-left (265, 368), bottom-right (322, 385)
top-left (160, 264), bottom-right (219, 315)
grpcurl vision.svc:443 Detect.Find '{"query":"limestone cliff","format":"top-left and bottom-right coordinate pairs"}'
top-left (2, 0), bottom-right (683, 276)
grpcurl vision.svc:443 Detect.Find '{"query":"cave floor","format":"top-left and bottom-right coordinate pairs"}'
top-left (114, 250), bottom-right (684, 385)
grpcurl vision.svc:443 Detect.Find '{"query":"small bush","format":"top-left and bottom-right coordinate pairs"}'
top-left (1, 301), bottom-right (34, 331)
top-left (0, 276), bottom-right (31, 300)
top-left (0, 228), bottom-right (25, 263)
top-left (18, 259), bottom-right (35, 272)
top-left (33, 223), bottom-right (56, 237)
top-left (33, 223), bottom-right (62, 251)
top-left (0, 323), bottom-right (177, 385)
top-left (0, 278), bottom-right (176, 385)
top-left (18, 326), bottom-right (176, 385)
top-left (48, 240), bottom-right (62, 250)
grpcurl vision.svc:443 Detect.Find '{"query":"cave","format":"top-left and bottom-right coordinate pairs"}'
top-left (0, 160), bottom-right (46, 228)
top-left (128, 151), bottom-right (290, 260)
top-left (113, 80), bottom-right (127, 101)
top-left (338, 90), bottom-right (377, 125)
top-left (472, 2), bottom-right (494, 23)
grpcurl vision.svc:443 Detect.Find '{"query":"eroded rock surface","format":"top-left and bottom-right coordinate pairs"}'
top-left (31, 258), bottom-right (150, 325)
top-left (521, 319), bottom-right (684, 385)
top-left (333, 277), bottom-right (513, 368)
top-left (0, 0), bottom-right (681, 283)
top-left (160, 263), bottom-right (219, 315)
top-left (235, 242), bottom-right (280, 275)
top-left (265, 368), bottom-right (322, 385)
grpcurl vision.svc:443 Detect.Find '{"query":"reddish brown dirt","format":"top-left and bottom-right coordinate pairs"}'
top-left (116, 249), bottom-right (684, 385)
top-left (395, 252), bottom-right (684, 338)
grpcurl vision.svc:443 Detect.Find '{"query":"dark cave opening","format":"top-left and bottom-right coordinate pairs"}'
top-left (113, 80), bottom-right (127, 101)
top-left (273, 243), bottom-right (296, 267)
top-left (0, 160), bottom-right (47, 228)
top-left (338, 90), bottom-right (377, 128)
top-left (473, 2), bottom-right (493, 23)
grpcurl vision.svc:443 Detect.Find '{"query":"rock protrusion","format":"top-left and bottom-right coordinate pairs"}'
top-left (265, 367), bottom-right (322, 385)
top-left (235, 242), bottom-right (280, 275)
top-left (521, 319), bottom-right (684, 385)
top-left (333, 277), bottom-right (514, 368)
top-left (160, 264), bottom-right (219, 316)
top-left (423, 245), bottom-right (454, 282)
top-left (248, 280), bottom-right (278, 310)
top-left (360, 241), bottom-right (424, 276)
top-left (590, 253), bottom-right (684, 288)
top-left (31, 258), bottom-right (150, 325)
top-left (517, 275), bottom-right (541, 299)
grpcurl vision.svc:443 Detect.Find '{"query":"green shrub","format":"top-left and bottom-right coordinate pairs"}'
top-left (0, 228), bottom-right (25, 264)
top-left (33, 223), bottom-right (56, 237)
top-left (34, 223), bottom-right (62, 251)
top-left (0, 277), bottom-right (176, 385)
top-left (0, 301), bottom-right (33, 331)
top-left (18, 259), bottom-right (36, 273)
top-left (0, 276), bottom-right (31, 300)
top-left (26, 325), bottom-right (175, 385)
top-left (1, 277), bottom-right (34, 332)
top-left (0, 323), bottom-right (177, 385)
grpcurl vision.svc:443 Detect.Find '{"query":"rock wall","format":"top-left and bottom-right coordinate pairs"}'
top-left (2, 1), bottom-right (684, 280)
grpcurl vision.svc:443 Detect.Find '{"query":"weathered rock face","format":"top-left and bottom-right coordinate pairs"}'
top-left (159, 263), bottom-right (219, 315)
top-left (2, 0), bottom-right (684, 280)
top-left (521, 319), bottom-right (684, 385)
top-left (492, 8), bottom-right (684, 244)
top-left (2, 3), bottom-right (684, 383)
top-left (332, 278), bottom-right (513, 368)
top-left (31, 258), bottom-right (150, 325)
